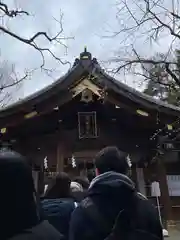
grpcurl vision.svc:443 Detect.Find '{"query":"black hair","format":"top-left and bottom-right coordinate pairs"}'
top-left (95, 146), bottom-right (130, 175)
top-left (45, 172), bottom-right (71, 199)
top-left (0, 150), bottom-right (39, 239)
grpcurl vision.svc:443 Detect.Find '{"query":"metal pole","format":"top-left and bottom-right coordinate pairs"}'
top-left (156, 196), bottom-right (162, 225)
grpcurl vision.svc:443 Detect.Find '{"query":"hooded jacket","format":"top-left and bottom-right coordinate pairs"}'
top-left (69, 171), bottom-right (163, 240)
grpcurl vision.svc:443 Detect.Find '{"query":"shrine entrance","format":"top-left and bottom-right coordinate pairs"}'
top-left (74, 157), bottom-right (95, 180)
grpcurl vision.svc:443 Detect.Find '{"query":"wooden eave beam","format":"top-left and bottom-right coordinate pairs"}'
top-left (107, 89), bottom-right (177, 124)
top-left (0, 90), bottom-right (73, 129)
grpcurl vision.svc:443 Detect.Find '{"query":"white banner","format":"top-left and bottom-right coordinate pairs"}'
top-left (151, 181), bottom-right (161, 197)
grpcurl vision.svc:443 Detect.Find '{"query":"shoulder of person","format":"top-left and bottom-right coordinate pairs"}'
top-left (71, 198), bottom-right (92, 222)
top-left (70, 203), bottom-right (89, 234)
top-left (136, 192), bottom-right (159, 219)
top-left (137, 192), bottom-right (148, 200)
top-left (136, 192), bottom-right (156, 210)
top-left (80, 197), bottom-right (93, 207)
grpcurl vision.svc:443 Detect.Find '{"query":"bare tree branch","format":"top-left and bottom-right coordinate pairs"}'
top-left (112, 0), bottom-right (180, 88)
top-left (114, 58), bottom-right (175, 73)
top-left (145, 0), bottom-right (180, 40)
top-left (0, 61), bottom-right (28, 107)
top-left (0, 2), bottom-right (29, 17)
top-left (0, 1), bottom-right (73, 107)
top-left (0, 12), bottom-right (72, 68)
top-left (0, 1), bottom-right (73, 72)
top-left (165, 62), bottom-right (180, 85)
top-left (0, 73), bottom-right (27, 90)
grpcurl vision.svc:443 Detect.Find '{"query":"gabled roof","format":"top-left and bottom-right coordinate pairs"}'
top-left (0, 48), bottom-right (180, 119)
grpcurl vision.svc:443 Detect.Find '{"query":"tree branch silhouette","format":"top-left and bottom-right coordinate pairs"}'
top-left (113, 0), bottom-right (180, 87)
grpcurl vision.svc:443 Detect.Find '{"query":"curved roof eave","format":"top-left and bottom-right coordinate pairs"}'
top-left (97, 67), bottom-right (180, 115)
top-left (0, 49), bottom-right (180, 119)
top-left (0, 62), bottom-right (82, 116)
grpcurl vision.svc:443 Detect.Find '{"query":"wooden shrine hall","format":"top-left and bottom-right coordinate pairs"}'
top-left (0, 48), bottom-right (180, 225)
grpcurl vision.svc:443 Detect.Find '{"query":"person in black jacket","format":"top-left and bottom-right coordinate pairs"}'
top-left (0, 150), bottom-right (62, 240)
top-left (41, 172), bottom-right (77, 239)
top-left (69, 146), bottom-right (163, 240)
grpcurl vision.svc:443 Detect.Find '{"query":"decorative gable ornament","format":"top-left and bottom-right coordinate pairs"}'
top-left (81, 89), bottom-right (93, 103)
top-left (71, 78), bottom-right (101, 98)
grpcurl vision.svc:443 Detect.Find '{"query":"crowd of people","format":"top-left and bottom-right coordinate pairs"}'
top-left (1, 146), bottom-right (163, 240)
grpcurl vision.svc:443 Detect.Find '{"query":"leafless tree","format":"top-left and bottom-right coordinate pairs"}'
top-left (0, 61), bottom-right (26, 107)
top-left (112, 0), bottom-right (180, 87)
top-left (0, 1), bottom-right (72, 106)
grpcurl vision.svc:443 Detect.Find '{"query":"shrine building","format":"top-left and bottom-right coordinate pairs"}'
top-left (0, 48), bottom-right (180, 226)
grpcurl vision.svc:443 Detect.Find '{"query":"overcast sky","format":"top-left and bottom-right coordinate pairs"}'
top-left (0, 0), bottom-right (175, 104)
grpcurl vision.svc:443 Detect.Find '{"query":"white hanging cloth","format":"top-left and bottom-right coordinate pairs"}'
top-left (151, 181), bottom-right (161, 197)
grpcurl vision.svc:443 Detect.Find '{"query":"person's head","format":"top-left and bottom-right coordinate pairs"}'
top-left (95, 146), bottom-right (131, 176)
top-left (0, 150), bottom-right (39, 239)
top-left (73, 176), bottom-right (90, 190)
top-left (45, 172), bottom-right (71, 199)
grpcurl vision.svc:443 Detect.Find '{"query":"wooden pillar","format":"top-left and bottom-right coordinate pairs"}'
top-left (32, 170), bottom-right (39, 192)
top-left (136, 165), bottom-right (146, 196)
top-left (131, 164), bottom-right (137, 188)
top-left (37, 164), bottom-right (44, 196)
top-left (56, 143), bottom-right (64, 173)
top-left (156, 157), bottom-right (173, 227)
